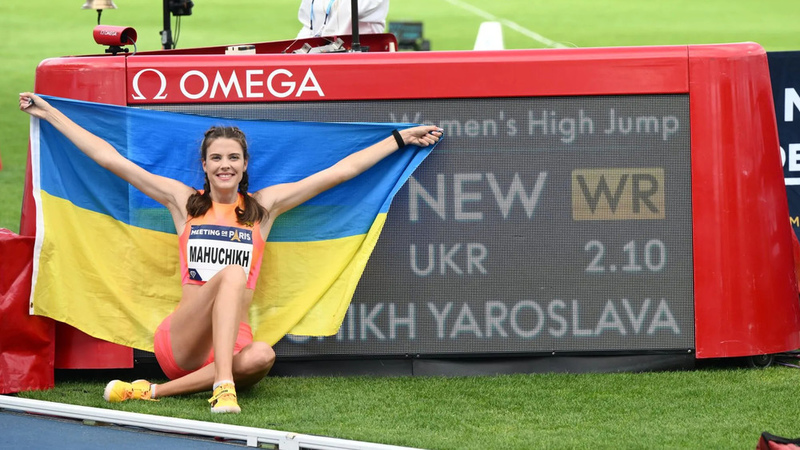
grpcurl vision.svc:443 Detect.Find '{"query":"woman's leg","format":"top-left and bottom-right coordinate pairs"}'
top-left (104, 341), bottom-right (274, 403)
top-left (105, 266), bottom-right (274, 406)
top-left (168, 265), bottom-right (248, 384)
top-left (155, 341), bottom-right (275, 397)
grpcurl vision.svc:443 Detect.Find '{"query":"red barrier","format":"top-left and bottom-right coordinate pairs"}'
top-left (690, 45), bottom-right (800, 358)
top-left (0, 229), bottom-right (54, 393)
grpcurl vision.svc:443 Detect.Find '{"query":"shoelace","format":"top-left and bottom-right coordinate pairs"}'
top-left (125, 384), bottom-right (156, 401)
top-left (208, 387), bottom-right (236, 406)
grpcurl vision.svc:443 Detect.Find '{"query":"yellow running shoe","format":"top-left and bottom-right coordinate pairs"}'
top-left (103, 379), bottom-right (155, 403)
top-left (208, 383), bottom-right (241, 414)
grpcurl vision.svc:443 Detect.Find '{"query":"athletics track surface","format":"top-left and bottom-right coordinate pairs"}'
top-left (1, 410), bottom-right (248, 449)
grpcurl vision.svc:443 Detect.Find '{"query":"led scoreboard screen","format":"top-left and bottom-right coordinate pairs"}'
top-left (158, 94), bottom-right (694, 357)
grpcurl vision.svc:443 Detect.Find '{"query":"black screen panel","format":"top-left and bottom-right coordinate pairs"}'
top-left (150, 95), bottom-right (694, 357)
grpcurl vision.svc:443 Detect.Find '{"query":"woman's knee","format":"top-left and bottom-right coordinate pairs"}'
top-left (217, 264), bottom-right (248, 288)
top-left (237, 341), bottom-right (275, 375)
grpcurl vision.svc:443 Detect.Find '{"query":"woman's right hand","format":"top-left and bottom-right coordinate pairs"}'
top-left (19, 92), bottom-right (51, 119)
top-left (400, 125), bottom-right (443, 147)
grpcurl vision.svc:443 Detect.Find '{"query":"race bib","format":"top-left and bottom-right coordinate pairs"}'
top-left (186, 224), bottom-right (253, 282)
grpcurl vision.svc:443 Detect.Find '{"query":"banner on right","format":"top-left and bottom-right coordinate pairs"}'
top-left (768, 51), bottom-right (800, 238)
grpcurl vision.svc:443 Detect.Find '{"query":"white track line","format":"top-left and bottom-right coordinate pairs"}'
top-left (441, 0), bottom-right (569, 48)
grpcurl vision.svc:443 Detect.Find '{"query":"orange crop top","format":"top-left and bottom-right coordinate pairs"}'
top-left (178, 194), bottom-right (265, 290)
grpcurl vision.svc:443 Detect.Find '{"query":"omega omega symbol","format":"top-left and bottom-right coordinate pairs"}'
top-left (131, 69), bottom-right (168, 100)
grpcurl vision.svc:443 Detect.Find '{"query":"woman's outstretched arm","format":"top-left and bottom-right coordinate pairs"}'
top-left (19, 93), bottom-right (195, 220)
top-left (254, 125), bottom-right (442, 217)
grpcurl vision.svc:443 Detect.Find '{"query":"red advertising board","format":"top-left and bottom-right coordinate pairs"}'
top-left (22, 38), bottom-right (800, 372)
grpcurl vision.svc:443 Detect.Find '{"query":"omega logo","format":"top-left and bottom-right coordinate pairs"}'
top-left (131, 67), bottom-right (325, 101)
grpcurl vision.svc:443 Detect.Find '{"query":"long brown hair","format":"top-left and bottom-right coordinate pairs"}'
top-left (186, 126), bottom-right (267, 225)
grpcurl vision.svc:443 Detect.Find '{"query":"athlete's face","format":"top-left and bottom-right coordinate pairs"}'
top-left (203, 138), bottom-right (247, 192)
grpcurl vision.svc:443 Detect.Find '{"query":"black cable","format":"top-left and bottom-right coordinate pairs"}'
top-left (126, 35), bottom-right (138, 56)
top-left (173, 16), bottom-right (181, 48)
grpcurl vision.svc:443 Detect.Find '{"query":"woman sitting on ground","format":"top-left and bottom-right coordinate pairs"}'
top-left (19, 92), bottom-right (441, 414)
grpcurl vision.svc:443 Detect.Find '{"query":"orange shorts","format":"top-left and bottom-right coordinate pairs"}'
top-left (153, 314), bottom-right (254, 380)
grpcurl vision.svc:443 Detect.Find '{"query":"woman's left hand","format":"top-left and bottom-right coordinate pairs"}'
top-left (401, 126), bottom-right (443, 147)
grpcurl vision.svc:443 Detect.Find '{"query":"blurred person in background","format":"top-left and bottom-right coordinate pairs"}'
top-left (297, 0), bottom-right (389, 38)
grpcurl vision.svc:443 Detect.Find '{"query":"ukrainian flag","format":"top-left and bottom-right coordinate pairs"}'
top-left (29, 96), bottom-right (438, 351)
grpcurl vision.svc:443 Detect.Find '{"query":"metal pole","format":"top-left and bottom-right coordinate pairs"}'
top-left (350, 0), bottom-right (361, 52)
top-left (160, 0), bottom-right (173, 49)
